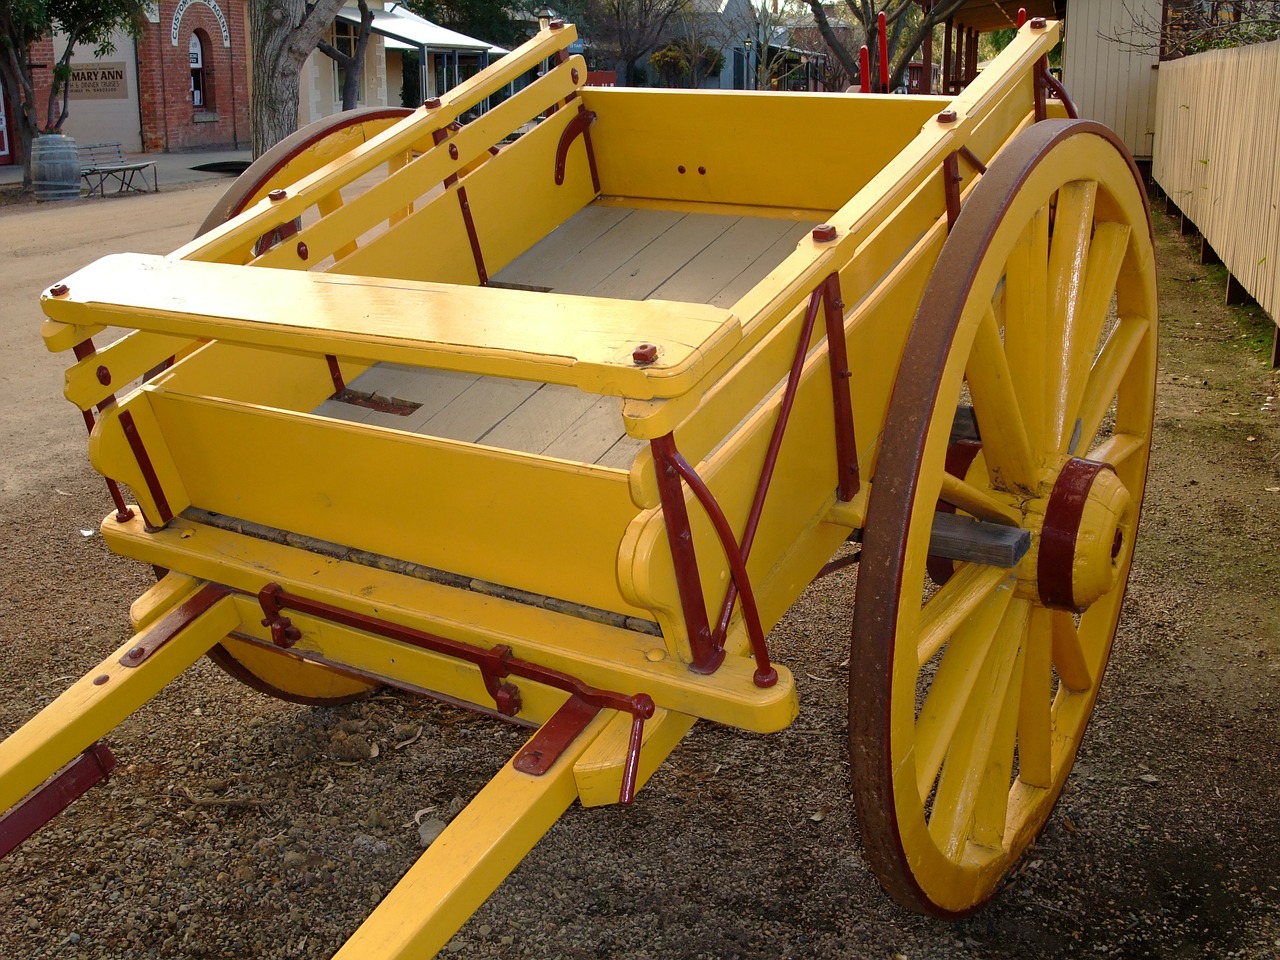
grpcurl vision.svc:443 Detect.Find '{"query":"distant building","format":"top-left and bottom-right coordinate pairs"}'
top-left (1, 0), bottom-right (500, 168)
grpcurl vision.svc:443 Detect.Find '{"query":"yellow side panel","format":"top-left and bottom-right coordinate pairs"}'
top-left (145, 389), bottom-right (646, 618)
top-left (328, 178), bottom-right (480, 284)
top-left (582, 88), bottom-right (949, 212)
top-left (89, 393), bottom-right (192, 526)
top-left (153, 341), bottom-right (368, 412)
top-left (462, 104), bottom-right (600, 279)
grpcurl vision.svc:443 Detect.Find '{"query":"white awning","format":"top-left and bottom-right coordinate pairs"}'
top-left (337, 6), bottom-right (507, 55)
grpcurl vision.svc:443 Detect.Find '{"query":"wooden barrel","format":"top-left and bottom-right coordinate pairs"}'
top-left (32, 134), bottom-right (80, 201)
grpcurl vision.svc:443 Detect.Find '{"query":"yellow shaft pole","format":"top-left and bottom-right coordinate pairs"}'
top-left (333, 707), bottom-right (614, 960)
top-left (0, 586), bottom-right (239, 813)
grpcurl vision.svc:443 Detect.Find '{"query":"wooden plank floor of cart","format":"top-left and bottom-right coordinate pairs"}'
top-left (316, 204), bottom-right (818, 465)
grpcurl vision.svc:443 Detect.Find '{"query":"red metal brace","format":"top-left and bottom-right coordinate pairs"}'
top-left (0, 743), bottom-right (117, 860)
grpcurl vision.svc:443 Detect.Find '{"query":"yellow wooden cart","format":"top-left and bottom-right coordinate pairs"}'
top-left (1, 15), bottom-right (1156, 955)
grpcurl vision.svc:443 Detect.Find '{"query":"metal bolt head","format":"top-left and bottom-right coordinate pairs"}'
top-left (448, 143), bottom-right (459, 160)
top-left (632, 343), bottom-right (659, 365)
top-left (698, 166), bottom-right (706, 175)
top-left (812, 224), bottom-right (838, 243)
top-left (96, 365), bottom-right (111, 385)
top-left (49, 283), bottom-right (69, 297)
top-left (268, 188), bottom-right (287, 202)
top-left (937, 108), bottom-right (958, 124)
top-left (424, 97), bottom-right (441, 109)
top-left (550, 18), bottom-right (565, 29)
top-left (296, 241), bottom-right (309, 261)
top-left (571, 68), bottom-right (580, 83)
top-left (93, 674), bottom-right (110, 686)
top-left (1029, 17), bottom-right (1047, 29)
top-left (677, 165), bottom-right (686, 174)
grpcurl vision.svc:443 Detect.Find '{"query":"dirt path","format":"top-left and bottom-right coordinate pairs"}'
top-left (0, 189), bottom-right (1277, 959)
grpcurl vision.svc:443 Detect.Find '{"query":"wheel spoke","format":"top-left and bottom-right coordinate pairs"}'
top-left (1075, 317), bottom-right (1150, 448)
top-left (914, 585), bottom-right (1017, 800)
top-left (940, 473), bottom-right (1023, 527)
top-left (1017, 607), bottom-right (1055, 787)
top-left (1086, 432), bottom-right (1147, 469)
top-left (969, 638), bottom-right (1026, 850)
top-left (966, 308), bottom-right (1036, 493)
top-left (1003, 206), bottom-right (1050, 451)
top-left (1050, 609), bottom-right (1092, 693)
top-left (918, 565), bottom-right (1013, 667)
top-left (1045, 182), bottom-right (1098, 450)
top-left (927, 599), bottom-right (1030, 858)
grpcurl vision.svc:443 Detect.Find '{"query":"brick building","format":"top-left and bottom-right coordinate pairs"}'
top-left (4, 0), bottom-right (250, 165)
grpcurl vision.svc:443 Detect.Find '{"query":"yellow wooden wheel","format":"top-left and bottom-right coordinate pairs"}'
top-left (194, 110), bottom-right (412, 704)
top-left (850, 120), bottom-right (1157, 915)
top-left (197, 106), bottom-right (413, 236)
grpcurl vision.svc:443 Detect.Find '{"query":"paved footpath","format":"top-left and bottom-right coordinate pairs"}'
top-left (0, 146), bottom-right (251, 192)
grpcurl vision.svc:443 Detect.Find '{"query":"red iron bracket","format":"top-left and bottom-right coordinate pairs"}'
top-left (254, 584), bottom-right (655, 802)
top-left (1035, 56), bottom-right (1079, 123)
top-left (554, 105), bottom-right (600, 192)
top-left (0, 743), bottom-right (116, 860)
top-left (649, 272), bottom-right (858, 689)
top-left (71, 338), bottom-right (134, 523)
top-left (118, 583), bottom-right (231, 668)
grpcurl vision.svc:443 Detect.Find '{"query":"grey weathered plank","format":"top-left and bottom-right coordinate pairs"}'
top-left (477, 382), bottom-right (601, 454)
top-left (418, 375), bottom-right (541, 442)
top-left (588, 213), bottom-right (739, 301)
top-left (538, 208), bottom-right (686, 295)
top-left (711, 220), bottom-right (816, 307)
top-left (649, 216), bottom-right (794, 304)
top-left (494, 204), bottom-right (634, 288)
top-left (928, 512), bottom-right (1030, 568)
top-left (541, 395), bottom-right (630, 463)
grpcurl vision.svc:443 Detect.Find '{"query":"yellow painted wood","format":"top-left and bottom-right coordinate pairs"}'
top-left (584, 88), bottom-right (948, 213)
top-left (88, 393), bottom-right (191, 526)
top-left (224, 596), bottom-right (566, 723)
top-left (174, 26), bottom-right (584, 268)
top-left (331, 708), bottom-right (612, 960)
top-left (0, 592), bottom-right (240, 814)
top-left (128, 572), bottom-right (201, 630)
top-left (916, 567), bottom-right (1013, 668)
top-left (44, 254), bottom-right (742, 402)
top-left (1076, 317), bottom-right (1150, 449)
top-left (574, 706), bottom-right (697, 807)
top-left (878, 118), bottom-right (1158, 913)
top-left (252, 61), bottom-right (587, 275)
top-left (63, 330), bottom-right (195, 412)
top-left (593, 194), bottom-right (832, 222)
top-left (144, 388), bottom-right (643, 617)
top-left (966, 307), bottom-right (1036, 493)
top-left (42, 317), bottom-right (105, 353)
top-left (100, 511), bottom-right (799, 733)
top-left (1045, 180), bottom-right (1097, 451)
top-left (926, 599), bottom-right (1027, 860)
top-left (150, 340), bottom-right (368, 412)
top-left (913, 583), bottom-right (1015, 801)
top-left (1015, 606), bottom-right (1054, 788)
top-left (1002, 206), bottom-right (1050, 452)
top-left (939, 473), bottom-right (1022, 527)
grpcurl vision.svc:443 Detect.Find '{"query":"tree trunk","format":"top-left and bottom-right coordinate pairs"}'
top-left (248, 0), bottom-right (346, 157)
top-left (1, 43), bottom-right (38, 190)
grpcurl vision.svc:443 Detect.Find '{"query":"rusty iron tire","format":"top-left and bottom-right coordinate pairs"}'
top-left (197, 106), bottom-right (414, 236)
top-left (849, 120), bottom-right (1157, 916)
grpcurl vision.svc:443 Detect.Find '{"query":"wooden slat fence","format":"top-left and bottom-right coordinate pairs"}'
top-left (1153, 40), bottom-right (1280, 350)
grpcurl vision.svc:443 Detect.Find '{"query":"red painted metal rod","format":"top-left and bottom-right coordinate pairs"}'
top-left (878, 11), bottom-right (889, 93)
top-left (859, 46), bottom-right (870, 93)
top-left (713, 281), bottom-right (826, 641)
top-left (664, 448), bottom-right (777, 688)
top-left (0, 743), bottom-right (116, 860)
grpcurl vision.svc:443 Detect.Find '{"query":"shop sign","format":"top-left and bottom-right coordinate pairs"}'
top-left (171, 0), bottom-right (231, 47)
top-left (69, 61), bottom-right (129, 100)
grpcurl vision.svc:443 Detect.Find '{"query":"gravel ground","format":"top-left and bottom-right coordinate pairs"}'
top-left (1, 185), bottom-right (1278, 959)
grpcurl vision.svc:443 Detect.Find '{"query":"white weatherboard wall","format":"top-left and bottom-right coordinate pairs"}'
top-left (1061, 0), bottom-right (1159, 160)
top-left (1154, 40), bottom-right (1280, 330)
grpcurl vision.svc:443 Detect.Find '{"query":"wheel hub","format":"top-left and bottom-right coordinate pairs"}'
top-left (1036, 458), bottom-right (1133, 611)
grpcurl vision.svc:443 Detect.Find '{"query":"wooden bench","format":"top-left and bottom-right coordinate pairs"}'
top-left (78, 142), bottom-right (157, 197)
